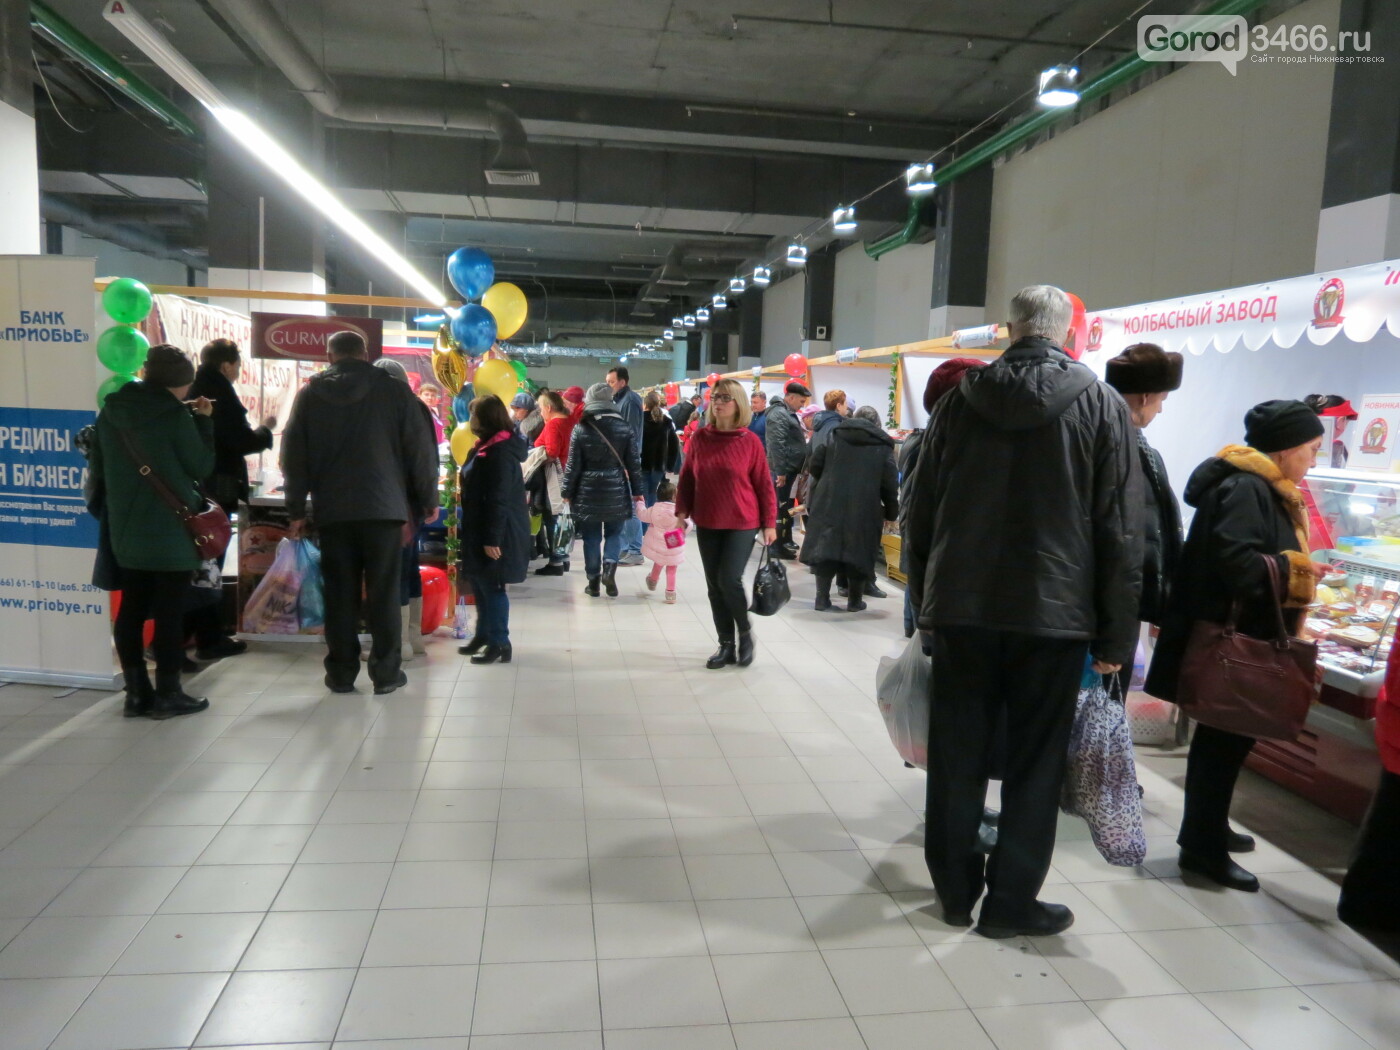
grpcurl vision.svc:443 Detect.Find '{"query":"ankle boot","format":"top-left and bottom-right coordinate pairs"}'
top-left (736, 630), bottom-right (755, 667)
top-left (150, 671), bottom-right (209, 720)
top-left (585, 575), bottom-right (601, 597)
top-left (458, 635), bottom-right (486, 656)
top-left (602, 563), bottom-right (619, 597)
top-left (814, 575), bottom-right (833, 612)
top-left (706, 639), bottom-right (737, 670)
top-left (121, 664), bottom-right (154, 718)
top-left (407, 597), bottom-right (427, 654)
top-left (398, 606), bottom-right (415, 661)
top-left (471, 643), bottom-right (512, 665)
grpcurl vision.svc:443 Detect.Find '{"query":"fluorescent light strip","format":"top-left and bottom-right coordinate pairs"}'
top-left (103, 1), bottom-right (450, 308)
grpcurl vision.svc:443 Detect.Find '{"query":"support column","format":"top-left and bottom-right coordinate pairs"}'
top-left (1315, 0), bottom-right (1400, 270)
top-left (802, 246), bottom-right (835, 360)
top-left (738, 287), bottom-right (763, 367)
top-left (0, 0), bottom-right (40, 254)
top-left (928, 165), bottom-right (993, 336)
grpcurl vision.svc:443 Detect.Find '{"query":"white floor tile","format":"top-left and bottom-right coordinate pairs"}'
top-left (381, 860), bottom-right (492, 909)
top-left (158, 863), bottom-right (291, 914)
top-left (1087, 994), bottom-right (1251, 1050)
top-left (42, 865), bottom-right (186, 917)
top-left (684, 852), bottom-right (790, 900)
top-left (196, 823), bottom-right (313, 865)
top-left (603, 1027), bottom-right (734, 1050)
top-left (589, 855), bottom-right (691, 903)
top-left (1037, 931), bottom-right (1185, 1000)
top-left (361, 907), bottom-right (486, 967)
top-left (713, 950), bottom-right (846, 1023)
top-left (1302, 980), bottom-right (1400, 1049)
top-left (471, 960), bottom-right (600, 1035)
top-left (480, 904), bottom-right (595, 962)
top-left (796, 892), bottom-right (924, 950)
top-left (336, 964), bottom-right (477, 1041)
top-left (822, 944), bottom-right (963, 1014)
top-left (973, 1001), bottom-right (1124, 1050)
top-left (928, 940), bottom-right (1079, 1009)
top-left (697, 897), bottom-right (818, 955)
top-left (1078, 879), bottom-right (1215, 932)
top-left (197, 968), bottom-right (355, 1045)
top-left (396, 821), bottom-right (496, 862)
top-left (0, 914), bottom-right (146, 977)
top-left (0, 975), bottom-right (101, 1050)
top-left (731, 1017), bottom-right (867, 1050)
top-left (1222, 921), bottom-right (1400, 986)
top-left (599, 955), bottom-right (728, 1028)
top-left (856, 1009), bottom-right (997, 1050)
top-left (1196, 987), bottom-right (1375, 1050)
top-left (111, 912), bottom-right (261, 975)
top-left (272, 862), bottom-right (393, 911)
top-left (488, 857), bottom-right (592, 906)
top-left (239, 909), bottom-right (377, 970)
top-left (52, 972), bottom-right (229, 1050)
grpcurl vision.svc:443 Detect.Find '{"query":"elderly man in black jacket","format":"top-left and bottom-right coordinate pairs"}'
top-left (905, 285), bottom-right (1143, 939)
top-left (764, 381), bottom-right (811, 558)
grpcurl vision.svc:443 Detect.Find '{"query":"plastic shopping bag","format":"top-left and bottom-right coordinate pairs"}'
top-left (875, 636), bottom-right (931, 769)
top-left (1059, 678), bottom-right (1147, 867)
top-left (748, 545), bottom-right (790, 616)
top-left (294, 539), bottom-right (324, 631)
top-left (553, 512), bottom-right (576, 560)
top-left (242, 537), bottom-right (303, 634)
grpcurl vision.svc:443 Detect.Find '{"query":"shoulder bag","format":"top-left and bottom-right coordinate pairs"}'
top-left (111, 425), bottom-right (232, 561)
top-left (1176, 555), bottom-right (1316, 741)
top-left (585, 417), bottom-right (637, 495)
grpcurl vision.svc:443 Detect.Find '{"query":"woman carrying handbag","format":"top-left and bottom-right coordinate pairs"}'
top-left (1146, 400), bottom-right (1327, 891)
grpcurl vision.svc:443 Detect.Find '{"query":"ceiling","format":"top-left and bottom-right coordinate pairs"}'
top-left (32, 0), bottom-right (1180, 343)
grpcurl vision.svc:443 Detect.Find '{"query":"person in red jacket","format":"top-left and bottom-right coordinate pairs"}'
top-left (1338, 646), bottom-right (1400, 935)
top-left (533, 390), bottom-right (576, 576)
top-left (676, 378), bottom-right (777, 669)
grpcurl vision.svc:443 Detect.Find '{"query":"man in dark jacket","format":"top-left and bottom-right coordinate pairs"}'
top-left (608, 365), bottom-right (646, 565)
top-left (748, 392), bottom-right (768, 440)
top-left (764, 381), bottom-right (811, 558)
top-left (905, 285), bottom-right (1143, 939)
top-left (670, 392), bottom-right (701, 430)
top-left (283, 331), bottom-right (439, 696)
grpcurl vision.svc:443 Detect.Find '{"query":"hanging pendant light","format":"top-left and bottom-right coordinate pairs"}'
top-left (1036, 65), bottom-right (1080, 107)
top-left (904, 162), bottom-right (937, 195)
top-left (786, 243), bottom-right (808, 267)
top-left (832, 204), bottom-right (857, 233)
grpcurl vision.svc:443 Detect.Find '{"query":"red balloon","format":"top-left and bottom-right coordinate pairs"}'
top-left (784, 353), bottom-right (808, 378)
top-left (706, 372), bottom-right (722, 388)
top-left (108, 590), bottom-right (155, 648)
top-left (418, 565), bottom-right (451, 634)
top-left (1064, 292), bottom-right (1089, 361)
top-left (663, 382), bottom-right (679, 407)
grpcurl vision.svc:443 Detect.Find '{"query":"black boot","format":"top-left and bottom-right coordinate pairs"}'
top-left (864, 580), bottom-right (887, 599)
top-left (458, 636), bottom-right (486, 656)
top-left (584, 576), bottom-right (601, 597)
top-left (1226, 829), bottom-right (1256, 853)
top-left (814, 574), bottom-right (833, 612)
top-left (121, 665), bottom-right (154, 718)
top-left (150, 671), bottom-right (209, 720)
top-left (736, 630), bottom-right (755, 667)
top-left (706, 639), bottom-right (737, 669)
top-left (534, 563), bottom-right (565, 576)
top-left (602, 563), bottom-right (619, 598)
top-left (1178, 850), bottom-right (1260, 892)
top-left (471, 643), bottom-right (512, 665)
top-left (976, 899), bottom-right (1075, 939)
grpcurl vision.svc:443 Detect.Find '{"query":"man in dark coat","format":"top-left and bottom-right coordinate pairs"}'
top-left (764, 381), bottom-right (811, 558)
top-left (747, 392), bottom-right (768, 440)
top-left (282, 331), bottom-right (439, 696)
top-left (608, 366), bottom-right (647, 565)
top-left (670, 392), bottom-right (701, 430)
top-left (905, 285), bottom-right (1143, 939)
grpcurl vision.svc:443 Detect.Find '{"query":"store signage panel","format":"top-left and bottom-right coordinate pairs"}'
top-left (1351, 394), bottom-right (1400, 472)
top-left (251, 312), bottom-right (383, 362)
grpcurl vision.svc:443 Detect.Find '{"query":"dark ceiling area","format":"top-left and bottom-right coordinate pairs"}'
top-left (31, 0), bottom-right (1179, 344)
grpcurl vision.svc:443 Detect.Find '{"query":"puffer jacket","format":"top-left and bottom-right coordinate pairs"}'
top-left (562, 405), bottom-right (642, 522)
top-left (1137, 433), bottom-right (1183, 626)
top-left (904, 336), bottom-right (1144, 665)
top-left (765, 397), bottom-right (805, 476)
top-left (800, 416), bottom-right (898, 576)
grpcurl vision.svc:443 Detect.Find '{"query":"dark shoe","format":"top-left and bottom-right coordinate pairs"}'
top-left (1226, 829), bottom-right (1256, 854)
top-left (774, 543), bottom-right (799, 560)
top-left (864, 580), bottom-right (886, 598)
top-left (471, 643), bottom-right (512, 665)
top-left (458, 636), bottom-right (486, 656)
top-left (324, 674), bottom-right (356, 694)
top-left (1178, 850), bottom-right (1259, 892)
top-left (837, 586), bottom-right (849, 599)
top-left (195, 638), bottom-right (248, 660)
top-left (736, 631), bottom-right (754, 667)
top-left (602, 563), bottom-right (619, 598)
top-left (814, 594), bottom-right (833, 612)
top-left (846, 599), bottom-right (868, 613)
top-left (585, 576), bottom-right (601, 598)
top-left (150, 673), bottom-right (209, 720)
top-left (706, 642), bottom-right (737, 670)
top-left (534, 563), bottom-right (566, 576)
top-left (121, 665), bottom-right (153, 718)
top-left (975, 900), bottom-right (1075, 939)
top-left (942, 906), bottom-right (973, 928)
top-left (374, 671), bottom-right (410, 696)
top-left (617, 552), bottom-right (645, 567)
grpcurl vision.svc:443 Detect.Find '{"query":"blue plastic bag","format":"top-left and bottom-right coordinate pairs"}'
top-left (294, 539), bottom-right (325, 630)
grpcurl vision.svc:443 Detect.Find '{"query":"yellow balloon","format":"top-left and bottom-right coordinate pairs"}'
top-left (475, 358), bottom-right (520, 403)
top-left (450, 423), bottom-right (478, 465)
top-left (482, 282), bottom-right (528, 340)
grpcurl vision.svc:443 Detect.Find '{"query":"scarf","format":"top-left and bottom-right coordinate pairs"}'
top-left (469, 429), bottom-right (512, 462)
top-left (1216, 444), bottom-right (1309, 553)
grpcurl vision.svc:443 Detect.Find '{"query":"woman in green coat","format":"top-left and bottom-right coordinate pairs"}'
top-left (90, 344), bottom-right (215, 719)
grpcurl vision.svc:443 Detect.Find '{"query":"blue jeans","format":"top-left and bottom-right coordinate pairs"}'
top-left (578, 519), bottom-right (625, 578)
top-left (470, 576), bottom-right (510, 645)
top-left (640, 468), bottom-right (666, 534)
top-left (622, 513), bottom-right (643, 555)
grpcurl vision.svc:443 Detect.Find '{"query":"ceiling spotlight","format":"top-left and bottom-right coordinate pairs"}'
top-left (1036, 64), bottom-right (1080, 107)
top-left (832, 205), bottom-right (857, 233)
top-left (712, 293), bottom-right (728, 309)
top-left (672, 316), bottom-right (685, 328)
top-left (786, 243), bottom-right (808, 267)
top-left (752, 266), bottom-right (772, 287)
top-left (664, 329), bottom-right (676, 340)
top-left (696, 306), bottom-right (711, 323)
top-left (729, 276), bottom-right (746, 294)
top-left (904, 162), bottom-right (937, 195)
top-left (683, 314), bottom-right (697, 328)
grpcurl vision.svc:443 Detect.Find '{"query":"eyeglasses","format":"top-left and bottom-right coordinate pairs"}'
top-left (712, 394), bottom-right (735, 403)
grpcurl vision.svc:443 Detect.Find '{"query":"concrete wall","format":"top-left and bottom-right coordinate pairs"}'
top-left (984, 0), bottom-right (1340, 315)
top-left (832, 240), bottom-right (937, 352)
top-left (760, 271), bottom-right (806, 365)
top-left (57, 226), bottom-right (195, 287)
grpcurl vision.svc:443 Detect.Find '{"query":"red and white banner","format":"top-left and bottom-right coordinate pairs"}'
top-left (1081, 258), bottom-right (1400, 365)
top-left (141, 293), bottom-right (252, 358)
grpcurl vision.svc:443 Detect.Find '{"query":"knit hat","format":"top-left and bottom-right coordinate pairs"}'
top-left (923, 357), bottom-right (984, 413)
top-left (1105, 343), bottom-right (1184, 395)
top-left (785, 381), bottom-right (811, 397)
top-left (142, 343), bottom-right (195, 389)
top-left (584, 381), bottom-right (614, 409)
top-left (562, 386), bottom-right (585, 405)
top-left (373, 358), bottom-right (409, 383)
top-left (1244, 399), bottom-right (1325, 454)
top-left (510, 391), bottom-right (537, 411)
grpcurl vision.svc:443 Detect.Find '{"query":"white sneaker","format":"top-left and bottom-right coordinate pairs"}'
top-left (665, 591), bottom-right (677, 604)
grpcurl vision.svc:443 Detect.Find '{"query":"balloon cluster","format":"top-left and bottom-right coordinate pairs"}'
top-left (784, 353), bottom-right (808, 379)
top-left (96, 278), bottom-right (154, 407)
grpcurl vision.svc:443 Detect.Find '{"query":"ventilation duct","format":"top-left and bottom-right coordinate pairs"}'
top-left (41, 194), bottom-right (205, 267)
top-left (653, 247), bottom-right (690, 287)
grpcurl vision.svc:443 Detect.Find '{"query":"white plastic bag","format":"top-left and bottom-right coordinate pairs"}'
top-left (876, 637), bottom-right (931, 769)
top-left (242, 537), bottom-right (303, 634)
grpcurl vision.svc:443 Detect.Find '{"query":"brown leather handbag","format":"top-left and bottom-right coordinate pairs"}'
top-left (112, 425), bottom-right (232, 561)
top-left (1176, 556), bottom-right (1316, 742)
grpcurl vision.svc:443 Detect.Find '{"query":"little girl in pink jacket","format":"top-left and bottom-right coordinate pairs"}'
top-left (637, 480), bottom-right (687, 604)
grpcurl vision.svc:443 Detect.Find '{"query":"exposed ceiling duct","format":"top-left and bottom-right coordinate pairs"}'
top-left (41, 194), bottom-right (205, 267)
top-left (215, 0), bottom-right (537, 185)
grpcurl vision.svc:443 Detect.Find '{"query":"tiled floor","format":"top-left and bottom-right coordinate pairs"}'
top-left (1, 554), bottom-right (1397, 1050)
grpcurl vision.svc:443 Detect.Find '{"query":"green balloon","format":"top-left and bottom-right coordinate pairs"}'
top-left (101, 277), bottom-right (154, 324)
top-left (96, 372), bottom-right (135, 408)
top-left (510, 359), bottom-right (528, 381)
top-left (96, 325), bottom-right (150, 375)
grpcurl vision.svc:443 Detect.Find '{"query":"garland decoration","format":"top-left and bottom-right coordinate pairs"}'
top-left (886, 350), bottom-right (900, 429)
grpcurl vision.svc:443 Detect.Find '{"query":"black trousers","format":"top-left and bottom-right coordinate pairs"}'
top-left (773, 476), bottom-right (794, 535)
top-left (1177, 722), bottom-right (1256, 859)
top-left (320, 520), bottom-right (404, 689)
top-left (696, 527), bottom-right (755, 641)
top-left (926, 627), bottom-right (1086, 914)
top-left (1340, 769), bottom-right (1400, 932)
top-left (114, 568), bottom-right (188, 678)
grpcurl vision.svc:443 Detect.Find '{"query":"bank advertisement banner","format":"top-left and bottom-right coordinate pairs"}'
top-left (0, 256), bottom-right (115, 687)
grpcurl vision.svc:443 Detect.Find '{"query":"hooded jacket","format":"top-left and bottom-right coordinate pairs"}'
top-left (800, 415), bottom-right (899, 576)
top-left (459, 429), bottom-right (531, 585)
top-left (91, 381), bottom-right (215, 572)
top-left (281, 357), bottom-right (439, 527)
top-left (904, 336), bottom-right (1144, 664)
top-left (562, 404), bottom-right (642, 522)
top-left (765, 396), bottom-right (806, 477)
top-left (186, 364), bottom-right (272, 510)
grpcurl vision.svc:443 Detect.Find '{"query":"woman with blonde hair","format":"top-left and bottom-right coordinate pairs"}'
top-left (675, 378), bottom-right (777, 669)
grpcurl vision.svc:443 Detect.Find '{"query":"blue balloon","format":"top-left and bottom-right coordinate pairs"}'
top-left (452, 386), bottom-right (472, 427)
top-left (446, 247), bottom-right (495, 301)
top-left (450, 304), bottom-right (498, 355)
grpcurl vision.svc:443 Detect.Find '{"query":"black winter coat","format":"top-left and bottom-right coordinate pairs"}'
top-left (642, 414), bottom-right (681, 472)
top-left (800, 417), bottom-right (899, 576)
top-left (562, 406), bottom-right (642, 522)
top-left (186, 365), bottom-right (272, 510)
top-left (765, 398), bottom-right (805, 476)
top-left (1144, 456), bottom-right (1305, 703)
top-left (895, 428), bottom-right (925, 573)
top-left (1137, 433), bottom-right (1183, 626)
top-left (904, 337), bottom-right (1144, 665)
top-left (458, 431), bottom-right (531, 586)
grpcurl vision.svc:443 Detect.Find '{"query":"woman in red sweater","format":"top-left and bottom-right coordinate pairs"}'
top-left (676, 378), bottom-right (777, 669)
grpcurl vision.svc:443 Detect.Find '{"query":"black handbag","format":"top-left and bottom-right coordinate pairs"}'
top-left (749, 544), bottom-right (791, 616)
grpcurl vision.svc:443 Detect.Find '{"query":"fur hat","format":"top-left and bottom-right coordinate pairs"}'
top-left (1245, 399), bottom-right (1325, 454)
top-left (141, 343), bottom-right (195, 389)
top-left (1105, 343), bottom-right (1183, 395)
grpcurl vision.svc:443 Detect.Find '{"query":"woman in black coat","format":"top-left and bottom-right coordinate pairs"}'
top-left (457, 394), bottom-right (530, 665)
top-left (1146, 400), bottom-right (1325, 892)
top-left (641, 389), bottom-right (681, 520)
top-left (562, 382), bottom-right (643, 598)
top-left (801, 406), bottom-right (898, 613)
